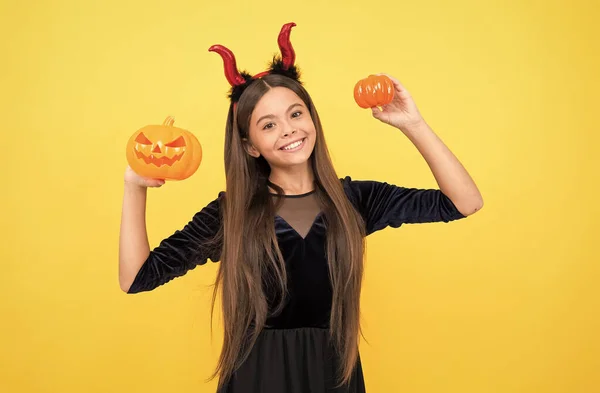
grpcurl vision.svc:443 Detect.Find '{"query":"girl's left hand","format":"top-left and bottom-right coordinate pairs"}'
top-left (370, 74), bottom-right (425, 132)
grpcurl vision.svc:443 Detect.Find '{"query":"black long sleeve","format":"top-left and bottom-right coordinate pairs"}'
top-left (127, 193), bottom-right (223, 294)
top-left (342, 177), bottom-right (466, 235)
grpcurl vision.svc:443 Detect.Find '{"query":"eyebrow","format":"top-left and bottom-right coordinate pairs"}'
top-left (255, 103), bottom-right (304, 126)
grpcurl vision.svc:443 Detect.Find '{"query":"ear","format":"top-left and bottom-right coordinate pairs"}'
top-left (242, 138), bottom-right (261, 158)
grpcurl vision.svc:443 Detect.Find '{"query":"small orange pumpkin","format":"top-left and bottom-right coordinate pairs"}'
top-left (353, 75), bottom-right (395, 108)
top-left (126, 116), bottom-right (202, 180)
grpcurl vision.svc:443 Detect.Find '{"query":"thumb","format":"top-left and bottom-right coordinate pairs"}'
top-left (147, 178), bottom-right (166, 187)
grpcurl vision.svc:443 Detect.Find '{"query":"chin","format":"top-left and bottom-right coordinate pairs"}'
top-left (274, 154), bottom-right (311, 168)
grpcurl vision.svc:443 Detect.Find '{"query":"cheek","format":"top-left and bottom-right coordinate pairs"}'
top-left (302, 119), bottom-right (317, 134)
top-left (250, 131), bottom-right (277, 150)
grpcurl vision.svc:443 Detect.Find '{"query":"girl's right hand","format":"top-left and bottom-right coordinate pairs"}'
top-left (124, 166), bottom-right (166, 188)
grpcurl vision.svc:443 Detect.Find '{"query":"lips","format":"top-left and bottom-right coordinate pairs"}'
top-left (279, 137), bottom-right (306, 151)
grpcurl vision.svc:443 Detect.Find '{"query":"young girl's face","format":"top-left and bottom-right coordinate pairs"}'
top-left (246, 87), bottom-right (317, 170)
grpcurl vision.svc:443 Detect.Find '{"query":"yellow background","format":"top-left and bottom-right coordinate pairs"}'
top-left (1, 0), bottom-right (598, 392)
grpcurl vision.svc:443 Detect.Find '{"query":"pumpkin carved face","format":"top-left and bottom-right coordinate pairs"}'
top-left (126, 116), bottom-right (202, 180)
top-left (353, 75), bottom-right (395, 109)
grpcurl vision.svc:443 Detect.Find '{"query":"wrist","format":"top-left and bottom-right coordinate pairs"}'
top-left (399, 117), bottom-right (427, 135)
top-left (124, 180), bottom-right (147, 192)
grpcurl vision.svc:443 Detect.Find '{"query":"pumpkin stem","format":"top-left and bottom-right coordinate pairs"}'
top-left (163, 116), bottom-right (175, 127)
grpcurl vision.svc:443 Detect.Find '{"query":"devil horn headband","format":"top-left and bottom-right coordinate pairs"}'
top-left (208, 22), bottom-right (301, 102)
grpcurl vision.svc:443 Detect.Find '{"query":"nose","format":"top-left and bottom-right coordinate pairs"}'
top-left (283, 129), bottom-right (297, 137)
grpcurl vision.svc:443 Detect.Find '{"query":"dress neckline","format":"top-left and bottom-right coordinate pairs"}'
top-left (269, 189), bottom-right (316, 198)
top-left (267, 180), bottom-right (316, 198)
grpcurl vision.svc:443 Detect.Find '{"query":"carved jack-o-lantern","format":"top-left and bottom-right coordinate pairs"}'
top-left (126, 116), bottom-right (202, 180)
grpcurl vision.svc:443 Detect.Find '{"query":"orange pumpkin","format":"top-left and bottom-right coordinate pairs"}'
top-left (353, 75), bottom-right (395, 108)
top-left (126, 116), bottom-right (202, 180)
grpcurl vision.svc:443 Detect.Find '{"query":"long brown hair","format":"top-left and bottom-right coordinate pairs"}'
top-left (208, 74), bottom-right (366, 390)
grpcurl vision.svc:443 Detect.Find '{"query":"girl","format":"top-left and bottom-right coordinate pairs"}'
top-left (118, 23), bottom-right (483, 393)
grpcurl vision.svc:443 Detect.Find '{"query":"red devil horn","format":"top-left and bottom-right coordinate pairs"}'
top-left (208, 44), bottom-right (246, 86)
top-left (278, 22), bottom-right (296, 70)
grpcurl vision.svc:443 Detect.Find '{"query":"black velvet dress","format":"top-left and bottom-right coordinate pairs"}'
top-left (127, 176), bottom-right (466, 392)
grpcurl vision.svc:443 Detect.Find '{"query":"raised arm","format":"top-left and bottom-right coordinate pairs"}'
top-left (119, 166), bottom-right (166, 291)
top-left (118, 166), bottom-right (222, 293)
top-left (370, 73), bottom-right (483, 216)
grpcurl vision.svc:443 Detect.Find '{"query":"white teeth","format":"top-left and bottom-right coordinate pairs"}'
top-left (282, 139), bottom-right (303, 150)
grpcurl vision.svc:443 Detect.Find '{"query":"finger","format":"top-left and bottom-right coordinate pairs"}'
top-left (376, 73), bottom-right (409, 94)
top-left (147, 179), bottom-right (165, 187)
top-left (371, 106), bottom-right (384, 119)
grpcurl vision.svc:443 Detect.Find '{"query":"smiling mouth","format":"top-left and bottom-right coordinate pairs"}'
top-left (280, 138), bottom-right (306, 151)
top-left (135, 149), bottom-right (185, 167)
